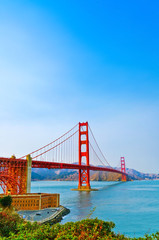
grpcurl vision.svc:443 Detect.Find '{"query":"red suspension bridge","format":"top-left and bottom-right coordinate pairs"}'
top-left (0, 122), bottom-right (127, 194)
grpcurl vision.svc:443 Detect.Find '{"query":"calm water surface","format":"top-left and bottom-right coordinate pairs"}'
top-left (30, 180), bottom-right (159, 238)
top-left (1, 180), bottom-right (159, 237)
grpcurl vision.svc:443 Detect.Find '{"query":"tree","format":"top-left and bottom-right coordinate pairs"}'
top-left (0, 195), bottom-right (12, 208)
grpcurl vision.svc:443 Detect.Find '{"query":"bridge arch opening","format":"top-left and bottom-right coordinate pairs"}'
top-left (0, 174), bottom-right (20, 195)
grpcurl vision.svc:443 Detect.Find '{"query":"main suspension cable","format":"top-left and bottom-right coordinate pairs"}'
top-left (21, 123), bottom-right (78, 159)
top-left (88, 124), bottom-right (112, 168)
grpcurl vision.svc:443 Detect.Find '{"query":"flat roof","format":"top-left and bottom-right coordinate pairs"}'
top-left (0, 193), bottom-right (59, 197)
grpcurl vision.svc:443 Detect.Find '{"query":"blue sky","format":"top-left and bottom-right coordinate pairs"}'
top-left (0, 0), bottom-right (159, 173)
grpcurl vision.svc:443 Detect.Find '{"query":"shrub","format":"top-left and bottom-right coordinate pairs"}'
top-left (0, 195), bottom-right (12, 208)
top-left (1, 211), bottom-right (159, 239)
top-left (0, 211), bottom-right (22, 238)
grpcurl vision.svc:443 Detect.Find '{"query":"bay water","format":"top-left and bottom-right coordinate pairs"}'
top-left (31, 180), bottom-right (159, 238)
top-left (1, 180), bottom-right (159, 237)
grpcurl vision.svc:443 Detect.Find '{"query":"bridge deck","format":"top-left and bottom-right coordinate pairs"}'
top-left (0, 157), bottom-right (127, 176)
top-left (32, 160), bottom-right (127, 175)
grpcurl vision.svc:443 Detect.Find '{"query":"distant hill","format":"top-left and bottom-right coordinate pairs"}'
top-left (125, 168), bottom-right (159, 180)
top-left (31, 167), bottom-right (159, 181)
top-left (32, 168), bottom-right (78, 181)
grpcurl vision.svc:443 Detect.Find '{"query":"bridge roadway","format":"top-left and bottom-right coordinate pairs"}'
top-left (32, 160), bottom-right (127, 176)
top-left (0, 157), bottom-right (127, 176)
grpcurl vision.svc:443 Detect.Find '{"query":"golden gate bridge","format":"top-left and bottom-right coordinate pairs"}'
top-left (0, 122), bottom-right (127, 195)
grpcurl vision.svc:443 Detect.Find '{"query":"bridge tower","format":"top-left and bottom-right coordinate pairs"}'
top-left (78, 122), bottom-right (91, 191)
top-left (121, 157), bottom-right (126, 181)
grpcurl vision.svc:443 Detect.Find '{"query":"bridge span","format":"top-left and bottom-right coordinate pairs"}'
top-left (0, 122), bottom-right (127, 194)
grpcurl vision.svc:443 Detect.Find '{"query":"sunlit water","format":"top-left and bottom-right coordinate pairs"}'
top-left (1, 180), bottom-right (159, 237)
